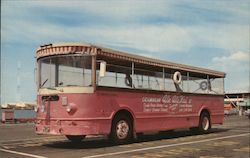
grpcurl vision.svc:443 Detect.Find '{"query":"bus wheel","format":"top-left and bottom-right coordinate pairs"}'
top-left (199, 112), bottom-right (211, 133)
top-left (66, 135), bottom-right (85, 143)
top-left (111, 114), bottom-right (132, 144)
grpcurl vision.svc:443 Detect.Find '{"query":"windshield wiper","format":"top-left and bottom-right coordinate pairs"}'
top-left (40, 79), bottom-right (48, 88)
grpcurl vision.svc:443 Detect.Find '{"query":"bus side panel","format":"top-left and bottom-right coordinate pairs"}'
top-left (98, 88), bottom-right (224, 133)
top-left (36, 88), bottom-right (224, 136)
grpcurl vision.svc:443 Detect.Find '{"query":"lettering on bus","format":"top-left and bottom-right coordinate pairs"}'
top-left (142, 95), bottom-right (193, 113)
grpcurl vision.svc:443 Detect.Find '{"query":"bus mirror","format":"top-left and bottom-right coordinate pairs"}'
top-left (99, 61), bottom-right (106, 77)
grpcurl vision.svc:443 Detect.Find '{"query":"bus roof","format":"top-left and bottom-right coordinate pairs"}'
top-left (36, 42), bottom-right (226, 78)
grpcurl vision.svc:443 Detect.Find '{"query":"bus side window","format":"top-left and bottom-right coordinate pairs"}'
top-left (125, 73), bottom-right (133, 87)
top-left (97, 64), bottom-right (132, 88)
top-left (133, 68), bottom-right (163, 91)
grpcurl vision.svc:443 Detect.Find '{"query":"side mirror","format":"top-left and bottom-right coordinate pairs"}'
top-left (99, 61), bottom-right (106, 77)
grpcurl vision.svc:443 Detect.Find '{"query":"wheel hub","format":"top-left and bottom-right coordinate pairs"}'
top-left (202, 117), bottom-right (209, 130)
top-left (116, 120), bottom-right (129, 139)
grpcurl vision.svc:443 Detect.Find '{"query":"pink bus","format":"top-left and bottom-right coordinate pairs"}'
top-left (35, 43), bottom-right (225, 143)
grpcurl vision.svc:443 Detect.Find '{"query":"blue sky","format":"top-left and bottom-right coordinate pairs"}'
top-left (1, 0), bottom-right (249, 104)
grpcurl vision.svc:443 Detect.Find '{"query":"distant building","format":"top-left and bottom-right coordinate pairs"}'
top-left (1, 102), bottom-right (36, 110)
top-left (224, 92), bottom-right (250, 115)
top-left (0, 102), bottom-right (36, 122)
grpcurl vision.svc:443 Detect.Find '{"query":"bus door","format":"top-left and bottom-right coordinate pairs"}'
top-left (41, 95), bottom-right (59, 125)
top-left (40, 96), bottom-right (50, 126)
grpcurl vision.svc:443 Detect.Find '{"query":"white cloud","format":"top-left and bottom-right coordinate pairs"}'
top-left (1, 0), bottom-right (173, 20)
top-left (1, 18), bottom-right (195, 53)
top-left (2, 13), bottom-right (249, 55)
top-left (211, 51), bottom-right (249, 92)
top-left (211, 51), bottom-right (249, 73)
top-left (189, 1), bottom-right (249, 19)
top-left (3, 0), bottom-right (248, 24)
top-left (212, 51), bottom-right (249, 63)
top-left (187, 24), bottom-right (249, 52)
top-left (2, 0), bottom-right (249, 54)
top-left (87, 24), bottom-right (194, 53)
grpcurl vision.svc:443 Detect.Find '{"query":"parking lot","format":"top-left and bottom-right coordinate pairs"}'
top-left (0, 115), bottom-right (249, 158)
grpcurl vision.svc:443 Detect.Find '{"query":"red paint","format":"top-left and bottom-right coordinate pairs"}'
top-left (35, 87), bottom-right (224, 136)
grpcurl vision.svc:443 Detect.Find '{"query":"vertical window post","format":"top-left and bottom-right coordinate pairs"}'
top-left (163, 68), bottom-right (165, 91)
top-left (187, 72), bottom-right (189, 92)
top-left (91, 48), bottom-right (97, 91)
top-left (223, 77), bottom-right (225, 94)
top-left (38, 60), bottom-right (41, 90)
top-left (55, 59), bottom-right (59, 87)
top-left (148, 76), bottom-right (150, 89)
top-left (132, 62), bottom-right (134, 88)
top-left (207, 75), bottom-right (209, 93)
top-left (49, 59), bottom-right (52, 87)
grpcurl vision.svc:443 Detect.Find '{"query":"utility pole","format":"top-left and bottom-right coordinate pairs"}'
top-left (16, 61), bottom-right (21, 102)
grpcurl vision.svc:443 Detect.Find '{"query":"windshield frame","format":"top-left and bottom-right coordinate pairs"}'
top-left (37, 54), bottom-right (95, 90)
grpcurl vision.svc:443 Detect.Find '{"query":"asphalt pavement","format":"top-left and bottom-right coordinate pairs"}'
top-left (0, 115), bottom-right (249, 158)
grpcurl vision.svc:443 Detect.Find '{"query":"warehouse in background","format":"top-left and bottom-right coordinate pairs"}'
top-left (224, 91), bottom-right (250, 117)
top-left (0, 102), bottom-right (36, 123)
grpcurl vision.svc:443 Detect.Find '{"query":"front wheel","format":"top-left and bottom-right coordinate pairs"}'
top-left (110, 115), bottom-right (133, 144)
top-left (66, 135), bottom-right (85, 143)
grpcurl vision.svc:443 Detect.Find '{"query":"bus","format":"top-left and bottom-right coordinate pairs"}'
top-left (35, 42), bottom-right (225, 143)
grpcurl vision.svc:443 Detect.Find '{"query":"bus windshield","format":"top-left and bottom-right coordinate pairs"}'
top-left (39, 55), bottom-right (92, 88)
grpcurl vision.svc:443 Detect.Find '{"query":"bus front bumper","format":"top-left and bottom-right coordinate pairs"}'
top-left (35, 119), bottom-right (110, 136)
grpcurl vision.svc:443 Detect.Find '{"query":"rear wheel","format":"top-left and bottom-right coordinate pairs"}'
top-left (110, 114), bottom-right (133, 144)
top-left (199, 112), bottom-right (211, 133)
top-left (66, 135), bottom-right (85, 143)
top-left (190, 112), bottom-right (211, 134)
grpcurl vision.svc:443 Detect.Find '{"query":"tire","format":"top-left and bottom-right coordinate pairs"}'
top-left (66, 135), bottom-right (85, 143)
top-left (198, 112), bottom-right (211, 133)
top-left (110, 114), bottom-right (133, 144)
top-left (173, 71), bottom-right (182, 84)
top-left (190, 112), bottom-right (211, 134)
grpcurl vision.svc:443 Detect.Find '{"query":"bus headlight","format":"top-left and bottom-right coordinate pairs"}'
top-left (66, 103), bottom-right (77, 114)
top-left (66, 106), bottom-right (72, 112)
